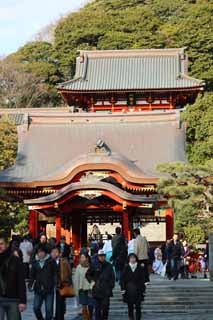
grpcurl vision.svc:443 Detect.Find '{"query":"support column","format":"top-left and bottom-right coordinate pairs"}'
top-left (90, 97), bottom-right (95, 112)
top-left (29, 209), bottom-right (38, 239)
top-left (166, 208), bottom-right (174, 240)
top-left (72, 214), bottom-right (81, 253)
top-left (122, 209), bottom-right (130, 240)
top-left (81, 215), bottom-right (87, 247)
top-left (55, 213), bottom-right (61, 243)
top-left (110, 96), bottom-right (116, 112)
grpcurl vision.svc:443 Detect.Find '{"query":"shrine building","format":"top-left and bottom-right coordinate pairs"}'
top-left (0, 48), bottom-right (205, 252)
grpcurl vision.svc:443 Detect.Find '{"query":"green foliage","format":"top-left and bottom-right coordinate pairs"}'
top-left (157, 160), bottom-right (213, 242)
top-left (9, 41), bottom-right (62, 84)
top-left (0, 0), bottom-right (212, 108)
top-left (183, 225), bottom-right (205, 247)
top-left (53, 0), bottom-right (213, 87)
top-left (182, 93), bottom-right (213, 165)
top-left (0, 118), bottom-right (17, 170)
top-left (0, 119), bottom-right (28, 237)
top-left (0, 197), bottom-right (28, 238)
top-left (0, 0), bottom-right (212, 238)
top-left (0, 58), bottom-right (61, 108)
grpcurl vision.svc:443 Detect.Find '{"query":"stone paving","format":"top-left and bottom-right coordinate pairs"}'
top-left (22, 274), bottom-right (213, 320)
top-left (22, 291), bottom-right (81, 320)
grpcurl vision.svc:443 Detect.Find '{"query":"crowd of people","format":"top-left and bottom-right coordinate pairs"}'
top-left (0, 228), bottom-right (209, 320)
top-left (151, 235), bottom-right (209, 280)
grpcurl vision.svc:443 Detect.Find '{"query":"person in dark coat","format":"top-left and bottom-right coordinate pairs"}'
top-left (0, 236), bottom-right (26, 320)
top-left (111, 227), bottom-right (127, 285)
top-left (121, 253), bottom-right (146, 320)
top-left (30, 234), bottom-right (51, 263)
top-left (51, 246), bottom-right (72, 320)
top-left (167, 233), bottom-right (184, 280)
top-left (28, 244), bottom-right (57, 320)
top-left (86, 249), bottom-right (115, 320)
top-left (58, 236), bottom-right (71, 258)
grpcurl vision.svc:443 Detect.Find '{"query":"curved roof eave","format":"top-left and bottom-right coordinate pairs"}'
top-left (24, 181), bottom-right (158, 206)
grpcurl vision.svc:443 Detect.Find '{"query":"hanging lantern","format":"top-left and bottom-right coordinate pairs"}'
top-left (127, 93), bottom-right (136, 106)
top-left (54, 202), bottom-right (58, 209)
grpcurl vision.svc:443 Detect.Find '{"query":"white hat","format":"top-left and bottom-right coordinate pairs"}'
top-left (98, 249), bottom-right (106, 256)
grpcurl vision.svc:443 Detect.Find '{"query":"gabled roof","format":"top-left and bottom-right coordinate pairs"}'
top-left (0, 110), bottom-right (186, 187)
top-left (57, 48), bottom-right (204, 92)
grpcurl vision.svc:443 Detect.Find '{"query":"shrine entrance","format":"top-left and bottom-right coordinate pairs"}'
top-left (27, 187), bottom-right (163, 254)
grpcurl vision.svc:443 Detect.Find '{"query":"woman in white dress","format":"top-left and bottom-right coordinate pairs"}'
top-left (152, 247), bottom-right (164, 275)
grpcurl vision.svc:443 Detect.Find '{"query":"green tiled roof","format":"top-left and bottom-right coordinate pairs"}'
top-left (58, 48), bottom-right (204, 92)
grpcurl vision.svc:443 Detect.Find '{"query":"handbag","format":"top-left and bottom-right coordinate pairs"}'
top-left (59, 284), bottom-right (75, 297)
top-left (58, 258), bottom-right (75, 297)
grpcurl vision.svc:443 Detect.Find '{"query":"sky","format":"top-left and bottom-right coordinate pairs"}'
top-left (0, 0), bottom-right (87, 57)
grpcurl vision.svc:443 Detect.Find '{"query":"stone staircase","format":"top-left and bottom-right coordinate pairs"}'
top-left (108, 276), bottom-right (213, 320)
top-left (23, 275), bottom-right (213, 320)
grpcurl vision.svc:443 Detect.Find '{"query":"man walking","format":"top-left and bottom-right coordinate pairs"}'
top-left (167, 233), bottom-right (184, 280)
top-left (133, 228), bottom-right (150, 283)
top-left (58, 236), bottom-right (70, 259)
top-left (29, 244), bottom-right (56, 320)
top-left (0, 235), bottom-right (26, 320)
top-left (51, 246), bottom-right (72, 320)
top-left (19, 235), bottom-right (33, 280)
top-left (86, 249), bottom-right (115, 320)
top-left (31, 234), bottom-right (50, 263)
top-left (111, 227), bottom-right (127, 285)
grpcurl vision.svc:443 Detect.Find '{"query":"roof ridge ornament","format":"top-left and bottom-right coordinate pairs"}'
top-left (95, 139), bottom-right (111, 156)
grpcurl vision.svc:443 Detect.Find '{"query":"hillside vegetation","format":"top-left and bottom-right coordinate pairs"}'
top-left (0, 0), bottom-right (212, 238)
top-left (0, 0), bottom-right (212, 109)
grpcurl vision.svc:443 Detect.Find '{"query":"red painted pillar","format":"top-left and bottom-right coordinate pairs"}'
top-left (122, 210), bottom-right (130, 240)
top-left (81, 216), bottom-right (87, 248)
top-left (166, 208), bottom-right (174, 240)
top-left (29, 209), bottom-right (38, 239)
top-left (72, 214), bottom-right (81, 253)
top-left (55, 213), bottom-right (61, 243)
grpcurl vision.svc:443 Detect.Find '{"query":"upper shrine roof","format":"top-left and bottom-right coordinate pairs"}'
top-left (57, 48), bottom-right (205, 92)
top-left (0, 110), bottom-right (186, 187)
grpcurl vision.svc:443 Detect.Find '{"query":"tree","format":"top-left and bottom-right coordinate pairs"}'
top-left (53, 0), bottom-right (213, 88)
top-left (0, 118), bottom-right (17, 170)
top-left (0, 58), bottom-right (61, 108)
top-left (0, 0), bottom-right (212, 106)
top-left (183, 225), bottom-right (205, 247)
top-left (157, 161), bottom-right (213, 241)
top-left (0, 118), bottom-right (28, 237)
top-left (182, 93), bottom-right (213, 165)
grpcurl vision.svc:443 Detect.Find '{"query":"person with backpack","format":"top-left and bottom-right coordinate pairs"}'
top-left (28, 244), bottom-right (57, 320)
top-left (0, 235), bottom-right (26, 320)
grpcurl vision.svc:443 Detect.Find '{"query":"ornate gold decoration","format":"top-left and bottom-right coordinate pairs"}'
top-left (78, 190), bottom-right (102, 200)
